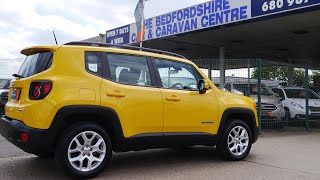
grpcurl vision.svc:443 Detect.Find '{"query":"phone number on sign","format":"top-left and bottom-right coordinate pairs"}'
top-left (262, 0), bottom-right (309, 12)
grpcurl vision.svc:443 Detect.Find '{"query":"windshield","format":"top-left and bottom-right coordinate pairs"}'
top-left (0, 79), bottom-right (10, 89)
top-left (18, 52), bottom-right (53, 78)
top-left (231, 84), bottom-right (274, 96)
top-left (285, 89), bottom-right (320, 99)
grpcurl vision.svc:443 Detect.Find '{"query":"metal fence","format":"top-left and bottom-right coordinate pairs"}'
top-left (193, 58), bottom-right (320, 133)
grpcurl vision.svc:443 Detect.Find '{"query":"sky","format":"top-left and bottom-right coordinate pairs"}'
top-left (0, 0), bottom-right (208, 78)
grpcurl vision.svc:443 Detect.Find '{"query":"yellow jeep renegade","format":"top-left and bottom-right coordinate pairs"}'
top-left (0, 42), bottom-right (258, 178)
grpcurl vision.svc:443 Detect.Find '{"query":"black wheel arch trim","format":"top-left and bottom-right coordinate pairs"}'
top-left (218, 108), bottom-right (259, 143)
top-left (49, 105), bottom-right (125, 149)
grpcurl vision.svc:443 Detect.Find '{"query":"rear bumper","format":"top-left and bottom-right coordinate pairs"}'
top-left (0, 115), bottom-right (54, 155)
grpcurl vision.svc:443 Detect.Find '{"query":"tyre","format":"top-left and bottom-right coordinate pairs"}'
top-left (55, 122), bottom-right (112, 179)
top-left (217, 120), bottom-right (252, 161)
top-left (284, 108), bottom-right (292, 127)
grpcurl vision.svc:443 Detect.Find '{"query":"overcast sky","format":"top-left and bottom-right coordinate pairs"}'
top-left (0, 0), bottom-right (207, 78)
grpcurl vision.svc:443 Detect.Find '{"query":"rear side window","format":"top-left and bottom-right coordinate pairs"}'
top-left (18, 52), bottom-right (53, 78)
top-left (106, 54), bottom-right (152, 87)
top-left (85, 52), bottom-right (102, 76)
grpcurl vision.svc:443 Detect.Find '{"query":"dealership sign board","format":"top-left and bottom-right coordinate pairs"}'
top-left (106, 0), bottom-right (320, 44)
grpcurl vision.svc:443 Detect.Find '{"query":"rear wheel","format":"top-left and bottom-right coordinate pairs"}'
top-left (55, 122), bottom-right (112, 179)
top-left (217, 120), bottom-right (252, 161)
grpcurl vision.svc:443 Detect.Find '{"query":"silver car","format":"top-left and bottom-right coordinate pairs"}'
top-left (224, 82), bottom-right (285, 127)
top-left (0, 79), bottom-right (10, 115)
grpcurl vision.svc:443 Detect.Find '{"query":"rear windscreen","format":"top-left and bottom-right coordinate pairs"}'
top-left (18, 52), bottom-right (53, 78)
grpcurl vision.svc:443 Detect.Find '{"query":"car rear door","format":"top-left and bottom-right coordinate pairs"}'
top-left (100, 53), bottom-right (163, 138)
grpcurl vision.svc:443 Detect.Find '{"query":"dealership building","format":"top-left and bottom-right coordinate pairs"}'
top-left (85, 0), bottom-right (320, 130)
top-left (86, 0), bottom-right (319, 85)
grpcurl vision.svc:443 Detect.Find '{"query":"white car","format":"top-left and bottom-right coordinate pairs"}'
top-left (272, 87), bottom-right (320, 120)
top-left (224, 82), bottom-right (285, 127)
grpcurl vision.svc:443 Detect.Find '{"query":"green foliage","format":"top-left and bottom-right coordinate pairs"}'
top-left (313, 70), bottom-right (320, 76)
top-left (251, 66), bottom-right (308, 86)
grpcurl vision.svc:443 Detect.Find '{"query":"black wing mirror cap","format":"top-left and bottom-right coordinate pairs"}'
top-left (198, 79), bottom-right (210, 94)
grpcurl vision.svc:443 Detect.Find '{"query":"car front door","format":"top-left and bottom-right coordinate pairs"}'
top-left (100, 53), bottom-right (163, 138)
top-left (153, 58), bottom-right (219, 134)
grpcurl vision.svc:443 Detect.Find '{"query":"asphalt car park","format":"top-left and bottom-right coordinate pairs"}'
top-left (1, 130), bottom-right (320, 180)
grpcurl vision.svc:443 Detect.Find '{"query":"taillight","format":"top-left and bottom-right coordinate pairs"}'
top-left (33, 83), bottom-right (41, 97)
top-left (29, 81), bottom-right (52, 100)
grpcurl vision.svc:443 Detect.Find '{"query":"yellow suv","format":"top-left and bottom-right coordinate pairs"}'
top-left (0, 42), bottom-right (258, 178)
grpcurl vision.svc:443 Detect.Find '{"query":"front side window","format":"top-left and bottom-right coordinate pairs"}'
top-left (107, 54), bottom-right (151, 87)
top-left (232, 84), bottom-right (273, 96)
top-left (285, 89), bottom-right (320, 99)
top-left (154, 59), bottom-right (198, 91)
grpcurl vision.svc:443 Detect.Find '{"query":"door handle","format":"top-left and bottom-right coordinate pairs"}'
top-left (107, 91), bottom-right (126, 97)
top-left (166, 96), bottom-right (181, 101)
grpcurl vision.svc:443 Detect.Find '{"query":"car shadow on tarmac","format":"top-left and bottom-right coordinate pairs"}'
top-left (102, 146), bottom-right (229, 177)
top-left (2, 146), bottom-right (231, 179)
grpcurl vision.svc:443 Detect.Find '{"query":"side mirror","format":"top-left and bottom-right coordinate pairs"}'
top-left (168, 70), bottom-right (179, 74)
top-left (198, 79), bottom-right (210, 94)
top-left (274, 93), bottom-right (284, 101)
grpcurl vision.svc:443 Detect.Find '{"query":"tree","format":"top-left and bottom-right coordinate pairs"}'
top-left (252, 66), bottom-right (308, 86)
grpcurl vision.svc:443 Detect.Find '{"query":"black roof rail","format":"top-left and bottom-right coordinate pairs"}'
top-left (64, 41), bottom-right (187, 59)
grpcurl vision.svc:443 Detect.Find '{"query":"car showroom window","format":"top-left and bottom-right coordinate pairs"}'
top-left (85, 52), bottom-right (102, 76)
top-left (106, 54), bottom-right (151, 87)
top-left (154, 59), bottom-right (198, 91)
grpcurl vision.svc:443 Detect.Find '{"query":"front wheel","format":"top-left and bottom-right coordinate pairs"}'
top-left (55, 122), bottom-right (112, 179)
top-left (217, 120), bottom-right (252, 161)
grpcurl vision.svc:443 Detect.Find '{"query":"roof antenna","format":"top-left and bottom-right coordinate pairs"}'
top-left (53, 30), bottom-right (58, 45)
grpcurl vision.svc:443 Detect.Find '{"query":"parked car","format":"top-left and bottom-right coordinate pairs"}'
top-left (272, 87), bottom-right (320, 120)
top-left (224, 82), bottom-right (285, 127)
top-left (0, 42), bottom-right (258, 178)
top-left (0, 79), bottom-right (10, 115)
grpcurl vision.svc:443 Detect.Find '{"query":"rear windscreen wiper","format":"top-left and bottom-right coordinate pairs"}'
top-left (12, 74), bottom-right (24, 78)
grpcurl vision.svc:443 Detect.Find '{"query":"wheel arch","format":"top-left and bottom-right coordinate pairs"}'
top-left (218, 108), bottom-right (258, 143)
top-left (48, 105), bottom-right (124, 150)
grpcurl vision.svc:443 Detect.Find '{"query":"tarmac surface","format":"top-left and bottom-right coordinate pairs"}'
top-left (1, 130), bottom-right (320, 180)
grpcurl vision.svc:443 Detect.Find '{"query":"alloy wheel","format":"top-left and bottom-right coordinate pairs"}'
top-left (67, 131), bottom-right (106, 172)
top-left (227, 126), bottom-right (249, 156)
